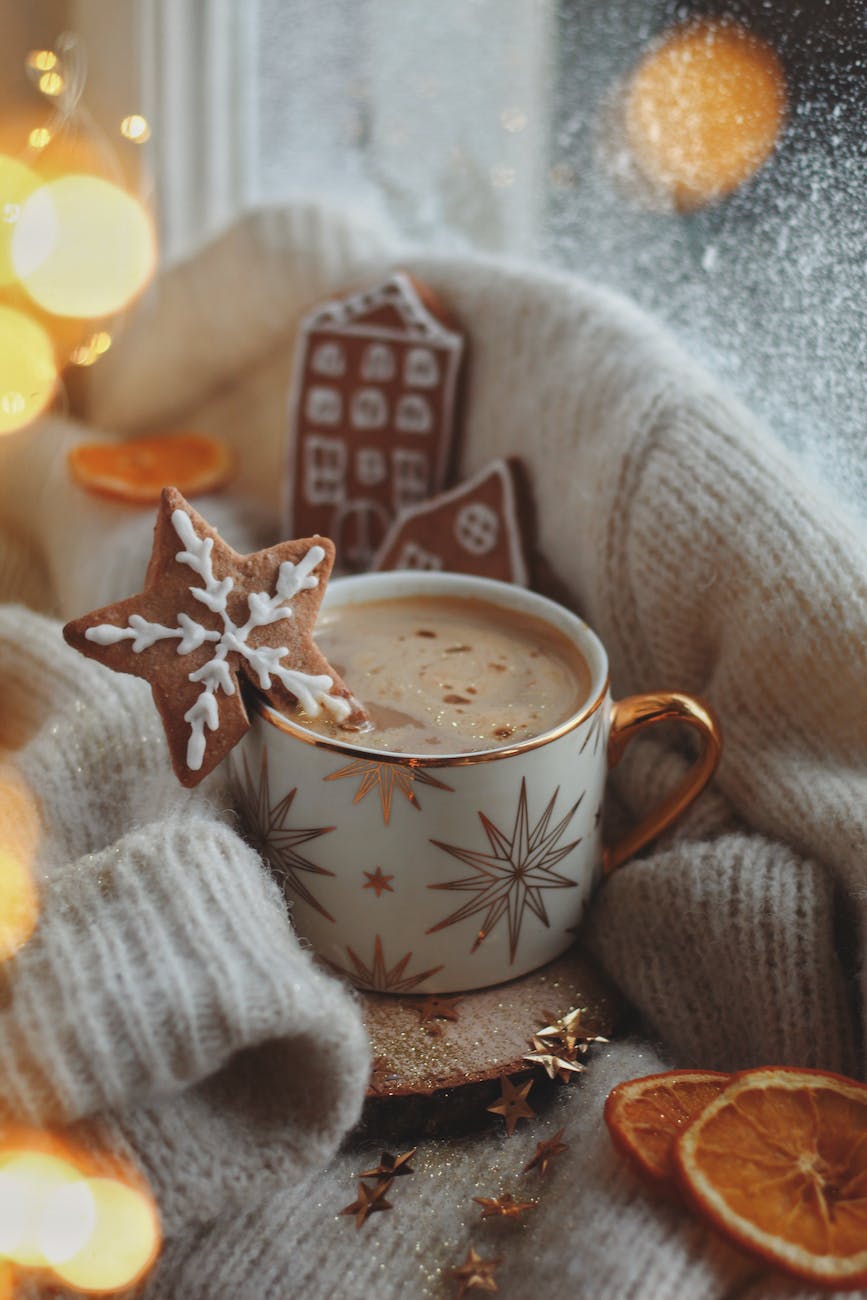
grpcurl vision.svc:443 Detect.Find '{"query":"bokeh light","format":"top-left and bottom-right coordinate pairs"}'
top-left (0, 762), bottom-right (40, 959)
top-left (38, 71), bottom-right (65, 98)
top-left (11, 174), bottom-right (157, 319)
top-left (50, 1177), bottom-right (161, 1294)
top-left (0, 1150), bottom-right (83, 1267)
top-left (26, 51), bottom-right (57, 73)
top-left (0, 154), bottom-right (41, 286)
top-left (120, 114), bottom-right (151, 143)
top-left (624, 20), bottom-right (787, 211)
top-left (0, 306), bottom-right (57, 436)
top-left (70, 330), bottom-right (113, 367)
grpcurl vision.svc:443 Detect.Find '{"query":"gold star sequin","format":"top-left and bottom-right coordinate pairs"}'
top-left (536, 1006), bottom-right (609, 1056)
top-left (407, 994), bottom-right (463, 1025)
top-left (523, 1128), bottom-right (569, 1177)
top-left (449, 1246), bottom-right (502, 1296)
top-left (362, 867), bottom-right (394, 896)
top-left (359, 1148), bottom-right (416, 1179)
top-left (486, 1075), bottom-right (536, 1136)
top-left (522, 1048), bottom-right (586, 1083)
top-left (339, 1179), bottom-right (392, 1229)
top-left (473, 1192), bottom-right (537, 1219)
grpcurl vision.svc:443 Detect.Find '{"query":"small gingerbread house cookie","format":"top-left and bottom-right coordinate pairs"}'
top-left (371, 458), bottom-right (531, 586)
top-left (286, 272), bottom-right (464, 570)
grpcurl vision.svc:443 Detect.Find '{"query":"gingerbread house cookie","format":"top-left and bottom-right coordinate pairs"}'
top-left (286, 272), bottom-right (464, 570)
top-left (371, 458), bottom-right (531, 586)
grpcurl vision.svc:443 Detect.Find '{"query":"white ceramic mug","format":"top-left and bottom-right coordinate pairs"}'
top-left (230, 571), bottom-right (721, 994)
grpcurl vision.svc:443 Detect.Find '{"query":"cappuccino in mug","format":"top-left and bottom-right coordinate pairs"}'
top-left (299, 594), bottom-right (593, 755)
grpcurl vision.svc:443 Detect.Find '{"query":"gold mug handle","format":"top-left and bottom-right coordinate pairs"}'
top-left (603, 692), bottom-right (722, 875)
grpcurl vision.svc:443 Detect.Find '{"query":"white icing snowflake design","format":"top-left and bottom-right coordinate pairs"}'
top-left (86, 508), bottom-right (350, 771)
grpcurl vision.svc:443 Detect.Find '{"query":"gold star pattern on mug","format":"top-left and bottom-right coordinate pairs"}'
top-left (449, 1246), bottom-right (502, 1297)
top-left (473, 1192), bottom-right (537, 1220)
top-left (63, 487), bottom-right (365, 786)
top-left (234, 748), bottom-right (337, 921)
top-left (362, 867), bottom-right (395, 896)
top-left (427, 778), bottom-right (583, 962)
top-left (579, 708), bottom-right (604, 756)
top-left (486, 1075), bottom-right (536, 1136)
top-left (325, 934), bottom-right (444, 992)
top-left (339, 1179), bottom-right (393, 1229)
top-left (323, 756), bottom-right (454, 825)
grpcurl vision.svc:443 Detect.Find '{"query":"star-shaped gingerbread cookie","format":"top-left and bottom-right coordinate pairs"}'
top-left (63, 487), bottom-right (366, 787)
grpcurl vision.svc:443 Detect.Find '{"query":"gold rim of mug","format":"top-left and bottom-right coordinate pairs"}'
top-left (247, 674), bottom-right (611, 769)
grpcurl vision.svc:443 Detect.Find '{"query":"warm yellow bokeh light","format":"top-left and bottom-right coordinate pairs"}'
top-left (0, 306), bottom-right (57, 435)
top-left (11, 174), bottom-right (157, 319)
top-left (27, 50), bottom-right (57, 72)
top-left (120, 114), bottom-right (151, 143)
top-left (70, 329), bottom-right (114, 367)
top-left (0, 154), bottom-right (42, 286)
top-left (0, 763), bottom-right (40, 959)
top-left (625, 20), bottom-right (787, 211)
top-left (39, 1178), bottom-right (98, 1265)
top-left (0, 1151), bottom-right (82, 1267)
top-left (38, 71), bottom-right (65, 97)
top-left (50, 1177), bottom-right (161, 1293)
top-left (28, 127), bottom-right (52, 150)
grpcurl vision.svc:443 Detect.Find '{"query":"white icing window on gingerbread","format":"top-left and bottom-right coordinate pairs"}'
top-left (351, 387), bottom-right (388, 430)
top-left (305, 385), bottom-right (343, 426)
top-left (403, 347), bottom-right (439, 388)
top-left (360, 343), bottom-right (396, 383)
top-left (395, 541), bottom-right (443, 571)
top-left (311, 340), bottom-right (346, 377)
top-left (395, 393), bottom-right (433, 435)
top-left (356, 447), bottom-right (386, 486)
top-left (392, 449), bottom-right (430, 511)
top-left (454, 502), bottom-right (500, 555)
top-left (304, 435), bottom-right (347, 505)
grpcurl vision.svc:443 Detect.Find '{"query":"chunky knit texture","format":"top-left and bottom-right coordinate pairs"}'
top-left (0, 203), bottom-right (864, 1297)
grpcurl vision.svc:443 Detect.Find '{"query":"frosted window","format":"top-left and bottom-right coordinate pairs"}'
top-left (141, 0), bottom-right (866, 511)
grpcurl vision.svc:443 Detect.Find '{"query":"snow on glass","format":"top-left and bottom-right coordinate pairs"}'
top-left (86, 508), bottom-right (350, 770)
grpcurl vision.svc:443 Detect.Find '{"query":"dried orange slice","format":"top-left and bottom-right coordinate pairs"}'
top-left (604, 1069), bottom-right (729, 1191)
top-left (68, 431), bottom-right (233, 504)
top-left (675, 1067), bottom-right (867, 1289)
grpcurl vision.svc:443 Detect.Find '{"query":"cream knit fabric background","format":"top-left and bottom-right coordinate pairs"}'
top-left (0, 203), bottom-right (864, 1298)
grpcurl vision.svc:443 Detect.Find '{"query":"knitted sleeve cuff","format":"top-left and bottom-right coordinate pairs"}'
top-left (0, 810), bottom-right (370, 1134)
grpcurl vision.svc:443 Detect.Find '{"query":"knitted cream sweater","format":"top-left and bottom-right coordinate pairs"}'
top-left (0, 203), bottom-right (863, 1299)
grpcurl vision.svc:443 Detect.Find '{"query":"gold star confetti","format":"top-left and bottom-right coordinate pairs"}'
top-left (522, 1048), bottom-right (586, 1083)
top-left (486, 1075), bottom-right (536, 1136)
top-left (359, 1148), bottom-right (417, 1180)
top-left (523, 1128), bottom-right (569, 1177)
top-left (339, 1178), bottom-right (393, 1229)
top-left (362, 867), bottom-right (394, 896)
top-left (449, 1246), bottom-right (502, 1296)
top-left (407, 994), bottom-right (463, 1025)
top-left (473, 1192), bottom-right (537, 1219)
top-left (536, 1006), bottom-right (609, 1056)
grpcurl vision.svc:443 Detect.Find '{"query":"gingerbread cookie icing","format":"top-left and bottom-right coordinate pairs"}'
top-left (287, 271), bottom-right (464, 569)
top-left (64, 487), bottom-right (365, 786)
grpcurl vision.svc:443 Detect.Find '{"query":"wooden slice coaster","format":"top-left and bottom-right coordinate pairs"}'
top-left (357, 947), bottom-right (623, 1141)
